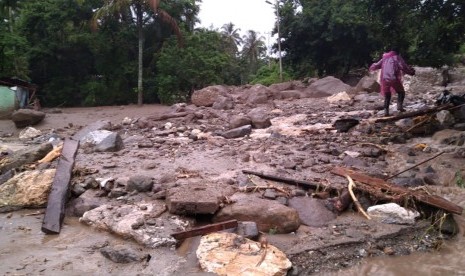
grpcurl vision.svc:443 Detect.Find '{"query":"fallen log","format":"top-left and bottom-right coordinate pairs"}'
top-left (372, 104), bottom-right (453, 123)
top-left (331, 167), bottom-right (463, 215)
top-left (171, 220), bottom-right (238, 240)
top-left (242, 170), bottom-right (338, 193)
top-left (41, 138), bottom-right (79, 234)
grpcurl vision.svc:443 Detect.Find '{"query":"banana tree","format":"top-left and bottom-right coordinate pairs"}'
top-left (92, 0), bottom-right (182, 105)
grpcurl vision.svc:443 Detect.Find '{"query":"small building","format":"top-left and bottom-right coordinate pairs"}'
top-left (0, 78), bottom-right (37, 119)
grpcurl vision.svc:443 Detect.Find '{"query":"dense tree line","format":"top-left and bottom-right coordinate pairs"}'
top-left (0, 0), bottom-right (464, 107)
top-left (279, 0), bottom-right (465, 77)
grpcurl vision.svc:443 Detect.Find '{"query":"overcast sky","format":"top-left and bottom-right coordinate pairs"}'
top-left (197, 0), bottom-right (276, 37)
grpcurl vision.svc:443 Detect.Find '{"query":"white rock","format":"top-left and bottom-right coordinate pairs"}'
top-left (344, 151), bottom-right (361, 158)
top-left (327, 91), bottom-right (351, 103)
top-left (367, 203), bottom-right (420, 225)
top-left (122, 117), bottom-right (132, 125)
top-left (196, 232), bottom-right (292, 276)
top-left (165, 122), bottom-right (173, 129)
top-left (19, 127), bottom-right (42, 139)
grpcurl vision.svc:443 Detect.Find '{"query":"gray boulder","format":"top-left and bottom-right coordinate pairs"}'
top-left (303, 76), bottom-right (351, 98)
top-left (191, 85), bottom-right (229, 107)
top-left (222, 125), bottom-right (252, 139)
top-left (101, 245), bottom-right (147, 263)
top-left (436, 110), bottom-right (456, 128)
top-left (213, 193), bottom-right (300, 234)
top-left (247, 107), bottom-right (272, 129)
top-left (355, 76), bottom-right (380, 93)
top-left (229, 115), bottom-right (252, 129)
top-left (82, 130), bottom-right (123, 152)
top-left (212, 96), bottom-right (235, 110)
top-left (126, 175), bottom-right (153, 193)
top-left (11, 109), bottom-right (46, 128)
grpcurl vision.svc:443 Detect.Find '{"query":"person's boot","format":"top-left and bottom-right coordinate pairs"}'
top-left (384, 93), bottom-right (391, 116)
top-left (397, 91), bottom-right (406, 112)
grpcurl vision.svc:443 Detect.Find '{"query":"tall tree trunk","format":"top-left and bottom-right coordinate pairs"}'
top-left (8, 6), bottom-right (19, 76)
top-left (136, 3), bottom-right (144, 106)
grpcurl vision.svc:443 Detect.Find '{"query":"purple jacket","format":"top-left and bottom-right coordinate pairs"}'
top-left (370, 51), bottom-right (415, 82)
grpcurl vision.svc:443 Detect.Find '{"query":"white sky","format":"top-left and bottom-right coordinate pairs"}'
top-left (197, 0), bottom-right (276, 37)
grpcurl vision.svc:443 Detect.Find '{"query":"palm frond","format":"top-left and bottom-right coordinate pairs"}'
top-left (157, 9), bottom-right (183, 47)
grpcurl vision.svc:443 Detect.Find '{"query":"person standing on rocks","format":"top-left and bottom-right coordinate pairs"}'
top-left (369, 49), bottom-right (415, 116)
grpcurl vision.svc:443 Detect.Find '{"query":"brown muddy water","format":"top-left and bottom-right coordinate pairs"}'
top-left (2, 208), bottom-right (465, 275)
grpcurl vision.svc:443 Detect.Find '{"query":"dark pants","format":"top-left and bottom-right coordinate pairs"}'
top-left (382, 80), bottom-right (406, 116)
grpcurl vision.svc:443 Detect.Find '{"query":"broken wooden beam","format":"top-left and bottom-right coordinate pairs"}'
top-left (171, 220), bottom-right (238, 240)
top-left (373, 104), bottom-right (453, 123)
top-left (242, 170), bottom-right (337, 193)
top-left (41, 138), bottom-right (80, 234)
top-left (331, 166), bottom-right (463, 215)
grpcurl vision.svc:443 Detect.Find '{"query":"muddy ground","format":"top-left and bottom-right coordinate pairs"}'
top-left (2, 75), bottom-right (465, 275)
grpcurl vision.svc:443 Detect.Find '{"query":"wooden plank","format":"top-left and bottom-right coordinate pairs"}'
top-left (372, 104), bottom-right (453, 123)
top-left (41, 138), bottom-right (79, 234)
top-left (171, 220), bottom-right (238, 240)
top-left (242, 170), bottom-right (337, 193)
top-left (331, 167), bottom-right (463, 215)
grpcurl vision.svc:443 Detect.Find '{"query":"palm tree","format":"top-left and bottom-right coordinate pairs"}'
top-left (220, 22), bottom-right (242, 54)
top-left (241, 30), bottom-right (266, 74)
top-left (92, 0), bottom-right (182, 106)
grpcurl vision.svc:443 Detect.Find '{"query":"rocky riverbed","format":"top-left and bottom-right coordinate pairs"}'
top-left (1, 67), bottom-right (465, 275)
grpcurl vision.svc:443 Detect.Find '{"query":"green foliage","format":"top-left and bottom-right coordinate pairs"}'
top-left (250, 62), bottom-right (291, 86)
top-left (2, 0), bottom-right (465, 108)
top-left (155, 29), bottom-right (240, 104)
top-left (283, 0), bottom-right (465, 78)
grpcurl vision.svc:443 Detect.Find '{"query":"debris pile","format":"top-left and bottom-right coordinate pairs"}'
top-left (2, 66), bottom-right (465, 275)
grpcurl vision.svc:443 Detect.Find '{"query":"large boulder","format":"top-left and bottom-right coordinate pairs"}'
top-left (221, 125), bottom-right (252, 139)
top-left (213, 194), bottom-right (300, 233)
top-left (212, 96), bottom-right (235, 110)
top-left (126, 175), bottom-right (153, 193)
top-left (243, 84), bottom-right (273, 105)
top-left (355, 75), bottom-right (380, 93)
top-left (247, 107), bottom-right (272, 129)
top-left (81, 130), bottom-right (123, 152)
top-left (72, 120), bottom-right (111, 141)
top-left (304, 76), bottom-right (351, 98)
top-left (166, 182), bottom-right (235, 215)
top-left (191, 85), bottom-right (230, 107)
top-left (11, 109), bottom-right (46, 128)
top-left (288, 197), bottom-right (336, 227)
top-left (229, 115), bottom-right (252, 129)
top-left (80, 202), bottom-right (187, 248)
top-left (197, 232), bottom-right (292, 276)
top-left (66, 189), bottom-right (110, 217)
top-left (0, 169), bottom-right (55, 212)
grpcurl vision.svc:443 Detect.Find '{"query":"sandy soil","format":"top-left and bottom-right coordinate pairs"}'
top-left (0, 104), bottom-right (171, 137)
